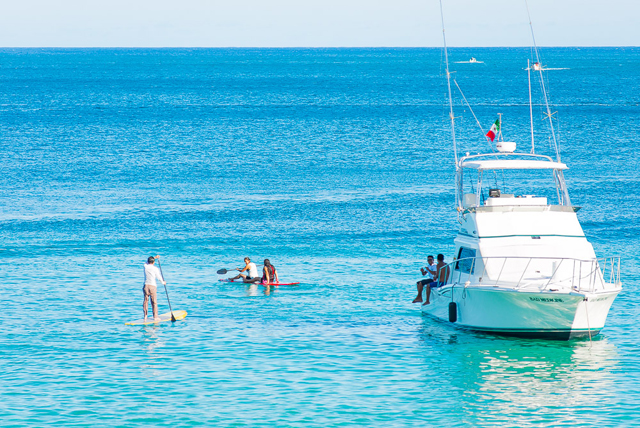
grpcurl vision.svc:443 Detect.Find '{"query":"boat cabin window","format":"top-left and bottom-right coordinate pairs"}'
top-left (464, 167), bottom-right (565, 206)
top-left (455, 247), bottom-right (476, 274)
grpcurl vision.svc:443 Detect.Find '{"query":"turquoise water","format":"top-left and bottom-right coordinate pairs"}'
top-left (1, 48), bottom-right (639, 426)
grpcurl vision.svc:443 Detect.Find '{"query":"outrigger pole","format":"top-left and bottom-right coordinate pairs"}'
top-left (525, 0), bottom-right (560, 162)
top-left (439, 0), bottom-right (458, 168)
top-left (528, 59), bottom-right (535, 154)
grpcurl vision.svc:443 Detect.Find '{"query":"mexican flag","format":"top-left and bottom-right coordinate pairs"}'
top-left (486, 119), bottom-right (500, 142)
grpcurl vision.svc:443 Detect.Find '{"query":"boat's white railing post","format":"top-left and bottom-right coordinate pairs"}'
top-left (480, 257), bottom-right (487, 283)
top-left (495, 258), bottom-right (507, 287)
top-left (475, 170), bottom-right (483, 209)
top-left (553, 170), bottom-right (562, 205)
top-left (470, 257), bottom-right (476, 284)
top-left (617, 257), bottom-right (621, 285)
top-left (557, 170), bottom-right (572, 206)
top-left (572, 259), bottom-right (576, 290)
top-left (609, 258), bottom-right (614, 285)
top-left (456, 169), bottom-right (463, 210)
top-left (516, 257), bottom-right (532, 289)
top-left (544, 258), bottom-right (563, 290)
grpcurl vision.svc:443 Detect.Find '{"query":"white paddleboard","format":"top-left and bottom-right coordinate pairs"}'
top-left (125, 310), bottom-right (187, 326)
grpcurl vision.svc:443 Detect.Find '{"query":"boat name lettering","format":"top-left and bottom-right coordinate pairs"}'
top-left (529, 297), bottom-right (564, 303)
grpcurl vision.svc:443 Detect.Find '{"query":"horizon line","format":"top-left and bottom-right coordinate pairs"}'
top-left (0, 45), bottom-right (638, 49)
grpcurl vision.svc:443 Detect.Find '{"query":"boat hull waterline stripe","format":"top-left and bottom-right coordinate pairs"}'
top-left (458, 232), bottom-right (585, 239)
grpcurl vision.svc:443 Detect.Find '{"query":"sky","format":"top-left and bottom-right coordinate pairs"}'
top-left (0, 0), bottom-right (637, 47)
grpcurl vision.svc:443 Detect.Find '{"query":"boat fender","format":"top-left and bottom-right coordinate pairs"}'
top-left (449, 302), bottom-right (457, 323)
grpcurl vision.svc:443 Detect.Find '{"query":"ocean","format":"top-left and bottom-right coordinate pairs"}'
top-left (1, 47), bottom-right (639, 426)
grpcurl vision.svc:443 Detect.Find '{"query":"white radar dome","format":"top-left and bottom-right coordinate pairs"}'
top-left (496, 141), bottom-right (516, 153)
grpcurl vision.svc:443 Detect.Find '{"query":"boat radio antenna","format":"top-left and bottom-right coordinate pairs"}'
top-left (528, 59), bottom-right (535, 154)
top-left (525, 0), bottom-right (561, 162)
top-left (439, 0), bottom-right (458, 167)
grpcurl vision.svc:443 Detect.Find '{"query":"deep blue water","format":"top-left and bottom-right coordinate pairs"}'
top-left (1, 48), bottom-right (639, 426)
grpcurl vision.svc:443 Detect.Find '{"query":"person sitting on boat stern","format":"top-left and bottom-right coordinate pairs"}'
top-left (413, 255), bottom-right (437, 303)
top-left (229, 257), bottom-right (260, 283)
top-left (423, 254), bottom-right (451, 306)
top-left (143, 255), bottom-right (166, 321)
top-left (262, 259), bottom-right (279, 284)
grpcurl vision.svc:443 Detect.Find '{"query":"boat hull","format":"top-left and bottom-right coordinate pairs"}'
top-left (421, 284), bottom-right (620, 340)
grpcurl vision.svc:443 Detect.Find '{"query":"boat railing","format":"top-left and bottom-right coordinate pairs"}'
top-left (437, 256), bottom-right (621, 293)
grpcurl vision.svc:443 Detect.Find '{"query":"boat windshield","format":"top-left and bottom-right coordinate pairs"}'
top-left (458, 155), bottom-right (571, 208)
top-left (472, 168), bottom-right (560, 205)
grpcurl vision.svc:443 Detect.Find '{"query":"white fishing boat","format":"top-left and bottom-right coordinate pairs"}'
top-left (421, 2), bottom-right (622, 339)
top-left (454, 57), bottom-right (484, 64)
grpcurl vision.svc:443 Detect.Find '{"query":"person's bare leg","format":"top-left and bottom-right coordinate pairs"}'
top-left (228, 273), bottom-right (243, 282)
top-left (422, 285), bottom-right (432, 305)
top-left (243, 277), bottom-right (259, 284)
top-left (413, 282), bottom-right (424, 303)
top-left (143, 293), bottom-right (149, 320)
top-left (151, 289), bottom-right (160, 321)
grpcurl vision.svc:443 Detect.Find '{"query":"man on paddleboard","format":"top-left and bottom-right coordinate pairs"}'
top-left (143, 255), bottom-right (166, 321)
top-left (229, 257), bottom-right (260, 283)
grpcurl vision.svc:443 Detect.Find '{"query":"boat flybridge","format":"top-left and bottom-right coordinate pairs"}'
top-left (423, 1), bottom-right (622, 339)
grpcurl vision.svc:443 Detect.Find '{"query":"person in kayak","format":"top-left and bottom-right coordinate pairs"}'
top-left (229, 257), bottom-right (260, 283)
top-left (143, 255), bottom-right (166, 321)
top-left (261, 259), bottom-right (279, 284)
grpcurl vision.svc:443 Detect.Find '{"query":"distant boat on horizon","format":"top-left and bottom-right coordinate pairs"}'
top-left (526, 61), bottom-right (570, 71)
top-left (454, 57), bottom-right (484, 64)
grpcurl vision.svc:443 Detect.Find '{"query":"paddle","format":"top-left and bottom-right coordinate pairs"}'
top-left (217, 265), bottom-right (264, 275)
top-left (156, 258), bottom-right (177, 322)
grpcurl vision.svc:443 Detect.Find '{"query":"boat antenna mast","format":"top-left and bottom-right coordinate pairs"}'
top-left (525, 0), bottom-right (560, 162)
top-left (528, 59), bottom-right (535, 153)
top-left (439, 0), bottom-right (458, 168)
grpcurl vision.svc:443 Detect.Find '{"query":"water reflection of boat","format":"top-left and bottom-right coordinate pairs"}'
top-left (424, 331), bottom-right (620, 424)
